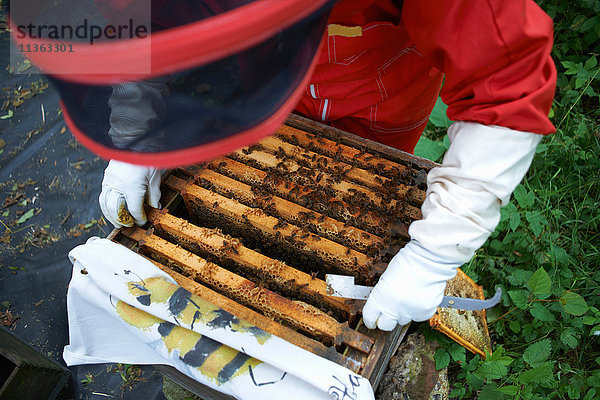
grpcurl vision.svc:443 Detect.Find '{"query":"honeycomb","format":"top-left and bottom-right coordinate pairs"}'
top-left (112, 116), bottom-right (490, 384)
top-left (429, 269), bottom-right (493, 356)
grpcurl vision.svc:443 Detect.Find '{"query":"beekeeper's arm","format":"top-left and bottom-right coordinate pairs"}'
top-left (99, 80), bottom-right (168, 227)
top-left (363, 0), bottom-right (557, 330)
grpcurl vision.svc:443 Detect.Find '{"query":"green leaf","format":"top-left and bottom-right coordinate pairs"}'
top-left (447, 345), bottom-right (466, 363)
top-left (475, 361), bottom-right (508, 380)
top-left (449, 386), bottom-right (466, 398)
top-left (414, 136), bottom-right (446, 162)
top-left (526, 211), bottom-right (547, 237)
top-left (571, 318), bottom-right (585, 328)
top-left (586, 371), bottom-right (600, 388)
top-left (487, 347), bottom-right (514, 366)
top-left (581, 16), bottom-right (600, 33)
top-left (498, 385), bottom-right (519, 396)
top-left (518, 362), bottom-right (555, 387)
top-left (530, 302), bottom-right (556, 322)
top-left (528, 267), bottom-right (552, 299)
top-left (434, 348), bottom-right (450, 370)
top-left (466, 371), bottom-right (484, 391)
top-left (428, 97), bottom-right (453, 128)
top-left (16, 209), bottom-right (35, 224)
top-left (560, 328), bottom-right (579, 349)
top-left (524, 192), bottom-right (536, 207)
top-left (0, 110), bottom-right (13, 120)
top-left (508, 290), bottom-right (530, 309)
top-left (560, 291), bottom-right (588, 316)
top-left (584, 55), bottom-right (598, 70)
top-left (561, 60), bottom-right (579, 74)
top-left (509, 212), bottom-right (520, 231)
top-left (508, 269), bottom-right (533, 286)
top-left (550, 244), bottom-right (570, 267)
top-left (523, 339), bottom-right (552, 367)
top-left (535, 143), bottom-right (548, 154)
top-left (479, 383), bottom-right (505, 400)
top-left (584, 85), bottom-right (598, 97)
top-left (567, 382), bottom-right (582, 399)
top-left (513, 185), bottom-right (528, 208)
top-left (508, 320), bottom-right (521, 333)
top-left (583, 389), bottom-right (597, 400)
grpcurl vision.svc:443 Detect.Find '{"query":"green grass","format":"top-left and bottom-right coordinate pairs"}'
top-left (448, 118), bottom-right (599, 400)
top-left (416, 102), bottom-right (600, 400)
top-left (413, 1), bottom-right (600, 397)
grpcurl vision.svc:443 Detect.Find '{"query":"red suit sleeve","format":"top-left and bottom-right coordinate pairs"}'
top-left (402, 0), bottom-right (556, 134)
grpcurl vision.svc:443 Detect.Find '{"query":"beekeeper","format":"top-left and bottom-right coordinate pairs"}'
top-left (17, 0), bottom-right (556, 331)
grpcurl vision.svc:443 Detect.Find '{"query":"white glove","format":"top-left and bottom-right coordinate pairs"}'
top-left (363, 240), bottom-right (461, 330)
top-left (363, 122), bottom-right (543, 330)
top-left (99, 160), bottom-right (162, 228)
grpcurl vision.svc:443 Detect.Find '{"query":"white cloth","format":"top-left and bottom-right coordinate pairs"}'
top-left (99, 160), bottom-right (162, 228)
top-left (363, 122), bottom-right (542, 330)
top-left (64, 238), bottom-right (374, 400)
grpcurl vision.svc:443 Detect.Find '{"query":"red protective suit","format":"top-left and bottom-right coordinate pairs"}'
top-left (296, 0), bottom-right (557, 154)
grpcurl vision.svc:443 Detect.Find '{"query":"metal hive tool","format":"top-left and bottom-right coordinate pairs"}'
top-left (110, 115), bottom-right (492, 395)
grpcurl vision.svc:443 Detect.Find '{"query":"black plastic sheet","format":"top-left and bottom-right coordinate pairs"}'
top-left (0, 24), bottom-right (168, 399)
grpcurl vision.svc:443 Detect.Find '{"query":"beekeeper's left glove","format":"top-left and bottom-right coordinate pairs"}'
top-left (363, 122), bottom-right (543, 330)
top-left (362, 240), bottom-right (460, 330)
top-left (99, 160), bottom-right (162, 228)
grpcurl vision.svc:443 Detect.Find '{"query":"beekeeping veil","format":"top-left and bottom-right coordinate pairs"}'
top-left (9, 0), bottom-right (332, 167)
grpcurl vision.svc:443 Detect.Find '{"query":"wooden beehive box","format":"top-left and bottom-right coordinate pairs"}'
top-left (0, 327), bottom-right (70, 400)
top-left (110, 115), bottom-right (490, 395)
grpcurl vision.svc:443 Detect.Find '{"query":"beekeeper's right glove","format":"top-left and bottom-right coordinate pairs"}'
top-left (99, 160), bottom-right (162, 228)
top-left (362, 122), bottom-right (543, 330)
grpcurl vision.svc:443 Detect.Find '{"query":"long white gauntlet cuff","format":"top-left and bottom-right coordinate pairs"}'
top-left (409, 122), bottom-right (542, 263)
top-left (363, 122), bottom-right (542, 330)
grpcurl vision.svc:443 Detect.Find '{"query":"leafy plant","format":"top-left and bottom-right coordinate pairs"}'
top-left (414, 97), bottom-right (451, 162)
top-left (80, 373), bottom-right (94, 386)
top-left (428, 118), bottom-right (600, 400)
top-left (113, 363), bottom-right (145, 395)
top-left (544, 0), bottom-right (600, 120)
top-left (417, 2), bottom-right (600, 397)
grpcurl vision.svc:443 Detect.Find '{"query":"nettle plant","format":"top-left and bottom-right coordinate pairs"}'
top-left (546, 0), bottom-right (600, 119)
top-left (412, 1), bottom-right (600, 397)
top-left (422, 123), bottom-right (600, 400)
top-left (413, 1), bottom-right (600, 396)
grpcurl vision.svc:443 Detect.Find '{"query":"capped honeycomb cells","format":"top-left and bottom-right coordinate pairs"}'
top-left (113, 117), bottom-right (435, 380)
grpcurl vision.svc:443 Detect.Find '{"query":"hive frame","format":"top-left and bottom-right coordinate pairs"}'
top-left (108, 115), bottom-right (449, 393)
